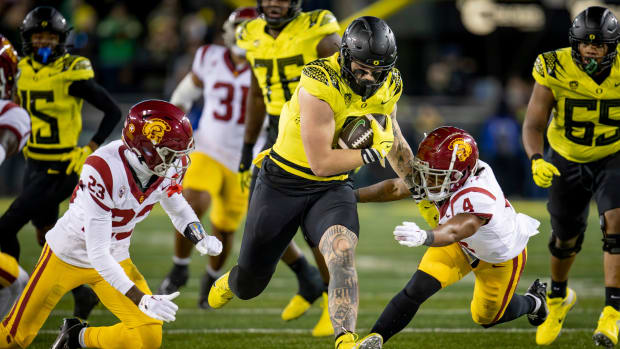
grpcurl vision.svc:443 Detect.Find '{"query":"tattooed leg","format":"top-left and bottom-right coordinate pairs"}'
top-left (319, 225), bottom-right (359, 337)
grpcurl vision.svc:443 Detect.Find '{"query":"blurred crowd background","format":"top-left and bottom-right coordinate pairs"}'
top-left (1, 0), bottom-right (617, 198)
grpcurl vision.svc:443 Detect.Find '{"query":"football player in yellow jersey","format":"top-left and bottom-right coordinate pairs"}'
top-left (523, 6), bottom-right (620, 347)
top-left (235, 0), bottom-right (341, 336)
top-left (210, 17), bottom-right (417, 349)
top-left (0, 7), bottom-right (121, 322)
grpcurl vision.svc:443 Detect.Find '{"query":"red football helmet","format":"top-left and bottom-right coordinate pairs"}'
top-left (222, 7), bottom-right (258, 53)
top-left (0, 35), bottom-right (19, 100)
top-left (122, 100), bottom-right (194, 178)
top-left (412, 126), bottom-right (479, 202)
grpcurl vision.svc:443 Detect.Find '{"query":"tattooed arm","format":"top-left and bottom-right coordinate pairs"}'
top-left (319, 225), bottom-right (359, 336)
top-left (386, 105), bottom-right (416, 188)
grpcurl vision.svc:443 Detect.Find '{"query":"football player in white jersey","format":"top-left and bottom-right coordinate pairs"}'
top-left (0, 100), bottom-right (222, 349)
top-left (157, 7), bottom-right (264, 308)
top-left (353, 127), bottom-right (548, 348)
top-left (0, 35), bottom-right (30, 319)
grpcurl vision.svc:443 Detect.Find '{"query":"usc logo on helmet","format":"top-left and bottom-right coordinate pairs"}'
top-left (448, 138), bottom-right (472, 162)
top-left (143, 118), bottom-right (171, 145)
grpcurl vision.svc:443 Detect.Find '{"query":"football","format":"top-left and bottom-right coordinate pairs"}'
top-left (337, 113), bottom-right (387, 149)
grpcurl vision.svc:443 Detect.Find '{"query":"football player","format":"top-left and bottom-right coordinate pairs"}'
top-left (0, 100), bottom-right (223, 349)
top-left (354, 127), bottom-right (548, 348)
top-left (522, 6), bottom-right (620, 347)
top-left (209, 17), bottom-right (418, 349)
top-left (158, 7), bottom-right (261, 309)
top-left (235, 0), bottom-right (341, 335)
top-left (0, 35), bottom-right (30, 319)
top-left (0, 6), bottom-right (122, 321)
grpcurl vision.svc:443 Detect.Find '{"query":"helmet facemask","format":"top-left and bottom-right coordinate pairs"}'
top-left (151, 138), bottom-right (194, 178)
top-left (340, 49), bottom-right (393, 100)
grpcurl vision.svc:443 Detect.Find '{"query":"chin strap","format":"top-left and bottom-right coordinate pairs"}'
top-left (585, 58), bottom-right (599, 75)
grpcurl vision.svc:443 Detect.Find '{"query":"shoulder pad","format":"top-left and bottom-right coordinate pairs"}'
top-left (304, 59), bottom-right (340, 90)
top-left (540, 50), bottom-right (566, 79)
top-left (389, 68), bottom-right (402, 95)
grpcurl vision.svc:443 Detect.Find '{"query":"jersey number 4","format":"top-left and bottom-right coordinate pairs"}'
top-left (565, 98), bottom-right (620, 146)
top-left (254, 55), bottom-right (304, 102)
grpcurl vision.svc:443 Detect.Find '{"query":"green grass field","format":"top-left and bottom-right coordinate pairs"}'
top-left (1, 198), bottom-right (608, 348)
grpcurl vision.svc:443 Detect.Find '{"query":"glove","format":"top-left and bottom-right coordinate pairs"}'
top-left (238, 142), bottom-right (255, 192)
top-left (368, 114), bottom-right (394, 167)
top-left (417, 200), bottom-right (439, 229)
top-left (531, 157), bottom-right (560, 188)
top-left (138, 291), bottom-right (180, 322)
top-left (195, 235), bottom-right (223, 256)
top-left (66, 145), bottom-right (93, 175)
top-left (393, 221), bottom-right (428, 247)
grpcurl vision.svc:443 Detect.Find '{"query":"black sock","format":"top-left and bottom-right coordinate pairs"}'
top-left (606, 287), bottom-right (620, 311)
top-left (287, 256), bottom-right (323, 302)
top-left (482, 294), bottom-right (536, 328)
top-left (549, 280), bottom-right (567, 299)
top-left (371, 270), bottom-right (441, 343)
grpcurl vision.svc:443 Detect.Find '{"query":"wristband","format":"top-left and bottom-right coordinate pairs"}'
top-left (423, 230), bottom-right (434, 246)
top-left (183, 222), bottom-right (207, 245)
top-left (361, 148), bottom-right (381, 164)
top-left (530, 153), bottom-right (543, 162)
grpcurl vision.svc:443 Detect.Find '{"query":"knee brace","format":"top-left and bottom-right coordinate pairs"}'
top-left (548, 233), bottom-right (584, 259)
top-left (601, 213), bottom-right (620, 254)
top-left (229, 265), bottom-right (273, 300)
top-left (135, 324), bottom-right (162, 349)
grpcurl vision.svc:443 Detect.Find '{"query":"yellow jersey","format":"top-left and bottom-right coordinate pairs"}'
top-left (17, 53), bottom-right (94, 161)
top-left (533, 47), bottom-right (620, 163)
top-left (236, 9), bottom-right (339, 116)
top-left (271, 52), bottom-right (403, 182)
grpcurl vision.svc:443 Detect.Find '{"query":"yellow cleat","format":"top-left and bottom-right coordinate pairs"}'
top-left (281, 294), bottom-right (311, 321)
top-left (335, 332), bottom-right (383, 349)
top-left (535, 288), bottom-right (577, 345)
top-left (312, 292), bottom-right (334, 337)
top-left (207, 271), bottom-right (234, 309)
top-left (593, 306), bottom-right (620, 348)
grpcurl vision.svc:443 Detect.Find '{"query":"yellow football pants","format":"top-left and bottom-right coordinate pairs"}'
top-left (183, 151), bottom-right (248, 231)
top-left (0, 245), bottom-right (162, 348)
top-left (418, 243), bottom-right (527, 325)
top-left (0, 253), bottom-right (19, 288)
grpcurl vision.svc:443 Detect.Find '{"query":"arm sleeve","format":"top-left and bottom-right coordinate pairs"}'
top-left (160, 191), bottom-right (200, 233)
top-left (68, 79), bottom-right (122, 145)
top-left (532, 54), bottom-right (549, 88)
top-left (80, 165), bottom-right (135, 294)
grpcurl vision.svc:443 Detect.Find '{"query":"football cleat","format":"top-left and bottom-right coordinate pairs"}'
top-left (50, 318), bottom-right (88, 349)
top-left (282, 294), bottom-right (311, 321)
top-left (198, 271), bottom-right (216, 309)
top-left (525, 279), bottom-right (549, 326)
top-left (535, 288), bottom-right (577, 345)
top-left (358, 333), bottom-right (383, 349)
top-left (157, 264), bottom-right (189, 295)
top-left (593, 306), bottom-right (620, 348)
top-left (72, 285), bottom-right (99, 320)
top-left (335, 332), bottom-right (358, 349)
top-left (208, 271), bottom-right (234, 309)
top-left (312, 292), bottom-right (334, 337)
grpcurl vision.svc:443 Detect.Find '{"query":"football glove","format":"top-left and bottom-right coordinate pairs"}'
top-left (196, 235), bottom-right (223, 256)
top-left (138, 291), bottom-right (180, 322)
top-left (393, 221), bottom-right (428, 247)
top-left (66, 145), bottom-right (93, 175)
top-left (367, 114), bottom-right (394, 167)
top-left (417, 199), bottom-right (439, 229)
top-left (238, 142), bottom-right (254, 192)
top-left (531, 157), bottom-right (560, 188)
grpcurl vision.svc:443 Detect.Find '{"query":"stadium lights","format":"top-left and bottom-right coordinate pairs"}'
top-left (458, 0), bottom-right (545, 35)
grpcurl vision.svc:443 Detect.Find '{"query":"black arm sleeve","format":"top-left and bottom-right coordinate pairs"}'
top-left (68, 79), bottom-right (122, 145)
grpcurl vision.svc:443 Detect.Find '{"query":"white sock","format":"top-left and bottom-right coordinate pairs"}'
top-left (173, 256), bottom-right (191, 266)
top-left (79, 327), bottom-right (87, 348)
top-left (0, 145), bottom-right (6, 166)
top-left (206, 265), bottom-right (222, 278)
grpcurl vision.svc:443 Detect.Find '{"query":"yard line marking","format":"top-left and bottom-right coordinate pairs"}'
top-left (39, 327), bottom-right (595, 335)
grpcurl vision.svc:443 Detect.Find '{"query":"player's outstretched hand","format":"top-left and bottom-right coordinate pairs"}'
top-left (531, 158), bottom-right (560, 188)
top-left (196, 235), bottom-right (223, 256)
top-left (393, 221), bottom-right (428, 247)
top-left (139, 292), bottom-right (180, 322)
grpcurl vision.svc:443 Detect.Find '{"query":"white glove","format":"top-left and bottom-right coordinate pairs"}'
top-left (138, 291), bottom-right (180, 322)
top-left (196, 235), bottom-right (223, 256)
top-left (393, 221), bottom-right (428, 247)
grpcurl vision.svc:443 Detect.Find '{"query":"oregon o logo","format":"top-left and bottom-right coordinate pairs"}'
top-left (448, 138), bottom-right (473, 162)
top-left (373, 60), bottom-right (380, 66)
top-left (589, 34), bottom-right (596, 40)
top-left (143, 118), bottom-right (171, 144)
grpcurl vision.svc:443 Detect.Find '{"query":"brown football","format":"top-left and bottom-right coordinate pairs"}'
top-left (337, 113), bottom-right (387, 149)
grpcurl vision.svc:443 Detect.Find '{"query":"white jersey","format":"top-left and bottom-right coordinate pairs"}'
top-left (192, 44), bottom-right (255, 171)
top-left (0, 100), bottom-right (30, 151)
top-left (437, 160), bottom-right (540, 264)
top-left (46, 140), bottom-right (198, 294)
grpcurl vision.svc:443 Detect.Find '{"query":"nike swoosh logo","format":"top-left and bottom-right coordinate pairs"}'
top-left (615, 82), bottom-right (620, 87)
top-left (491, 265), bottom-right (504, 268)
top-left (347, 119), bottom-right (367, 142)
top-left (381, 97), bottom-right (394, 105)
